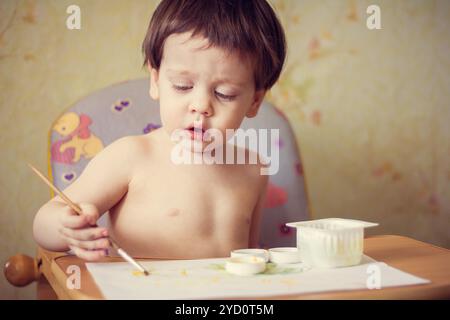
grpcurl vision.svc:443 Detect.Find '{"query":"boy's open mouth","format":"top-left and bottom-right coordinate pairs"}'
top-left (185, 126), bottom-right (206, 140)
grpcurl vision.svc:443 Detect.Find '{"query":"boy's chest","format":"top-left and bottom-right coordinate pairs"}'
top-left (112, 163), bottom-right (258, 242)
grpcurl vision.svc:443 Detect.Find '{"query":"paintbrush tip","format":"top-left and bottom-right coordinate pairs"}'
top-left (144, 270), bottom-right (150, 276)
top-left (27, 163), bottom-right (39, 173)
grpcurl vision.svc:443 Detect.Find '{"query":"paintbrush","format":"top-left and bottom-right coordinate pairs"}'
top-left (28, 163), bottom-right (150, 276)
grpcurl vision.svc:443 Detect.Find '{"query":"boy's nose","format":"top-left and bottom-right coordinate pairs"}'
top-left (189, 95), bottom-right (213, 117)
top-left (190, 106), bottom-right (212, 117)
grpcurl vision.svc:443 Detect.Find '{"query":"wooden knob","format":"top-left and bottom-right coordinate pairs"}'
top-left (4, 254), bottom-right (40, 287)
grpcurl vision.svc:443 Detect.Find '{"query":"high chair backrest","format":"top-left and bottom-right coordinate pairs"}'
top-left (49, 78), bottom-right (310, 248)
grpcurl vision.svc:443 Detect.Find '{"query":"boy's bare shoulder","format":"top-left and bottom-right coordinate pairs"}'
top-left (86, 135), bottom-right (151, 175)
top-left (98, 135), bottom-right (148, 159)
top-left (111, 134), bottom-right (150, 152)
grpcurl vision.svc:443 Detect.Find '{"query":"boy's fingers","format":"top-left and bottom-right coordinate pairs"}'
top-left (60, 226), bottom-right (108, 241)
top-left (69, 245), bottom-right (106, 262)
top-left (59, 203), bottom-right (100, 228)
top-left (64, 234), bottom-right (110, 251)
top-left (78, 203), bottom-right (100, 225)
top-left (59, 211), bottom-right (88, 228)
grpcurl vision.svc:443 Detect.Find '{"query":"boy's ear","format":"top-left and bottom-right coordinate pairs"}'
top-left (245, 89), bottom-right (266, 118)
top-left (148, 63), bottom-right (160, 100)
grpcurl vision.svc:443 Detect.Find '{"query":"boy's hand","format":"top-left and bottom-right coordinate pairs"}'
top-left (58, 203), bottom-right (110, 261)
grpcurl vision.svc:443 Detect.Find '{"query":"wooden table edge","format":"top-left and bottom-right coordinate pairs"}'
top-left (45, 235), bottom-right (450, 300)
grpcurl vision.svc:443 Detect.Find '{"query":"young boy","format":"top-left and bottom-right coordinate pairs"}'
top-left (33, 0), bottom-right (286, 261)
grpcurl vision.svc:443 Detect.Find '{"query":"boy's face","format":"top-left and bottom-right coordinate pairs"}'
top-left (148, 31), bottom-right (265, 149)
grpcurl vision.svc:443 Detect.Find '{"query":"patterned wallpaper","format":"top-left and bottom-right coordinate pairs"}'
top-left (0, 0), bottom-right (448, 299)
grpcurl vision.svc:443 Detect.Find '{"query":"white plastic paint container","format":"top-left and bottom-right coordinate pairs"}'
top-left (225, 256), bottom-right (266, 276)
top-left (286, 218), bottom-right (378, 268)
top-left (268, 247), bottom-right (302, 264)
top-left (230, 248), bottom-right (269, 262)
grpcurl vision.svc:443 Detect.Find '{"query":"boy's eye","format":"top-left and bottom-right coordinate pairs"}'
top-left (172, 84), bottom-right (236, 101)
top-left (172, 84), bottom-right (192, 91)
top-left (215, 91), bottom-right (236, 101)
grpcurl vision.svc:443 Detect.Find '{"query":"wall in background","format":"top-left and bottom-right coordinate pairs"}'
top-left (0, 0), bottom-right (448, 299)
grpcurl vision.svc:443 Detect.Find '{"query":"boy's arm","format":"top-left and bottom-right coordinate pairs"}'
top-left (248, 173), bottom-right (269, 248)
top-left (33, 136), bottom-right (138, 251)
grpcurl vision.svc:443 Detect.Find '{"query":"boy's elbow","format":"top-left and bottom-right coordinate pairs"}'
top-left (32, 208), bottom-right (68, 252)
top-left (32, 209), bottom-right (44, 245)
top-left (32, 211), bottom-right (48, 250)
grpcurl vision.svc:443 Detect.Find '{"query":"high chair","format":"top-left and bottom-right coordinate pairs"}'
top-left (4, 78), bottom-right (311, 296)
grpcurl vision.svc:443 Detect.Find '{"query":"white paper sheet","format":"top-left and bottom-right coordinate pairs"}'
top-left (86, 255), bottom-right (430, 299)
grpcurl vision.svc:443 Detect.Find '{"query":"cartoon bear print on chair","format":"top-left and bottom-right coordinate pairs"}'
top-left (51, 112), bottom-right (104, 164)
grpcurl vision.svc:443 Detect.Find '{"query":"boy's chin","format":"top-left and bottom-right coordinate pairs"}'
top-left (177, 136), bottom-right (228, 155)
top-left (168, 128), bottom-right (227, 154)
top-left (181, 138), bottom-right (206, 153)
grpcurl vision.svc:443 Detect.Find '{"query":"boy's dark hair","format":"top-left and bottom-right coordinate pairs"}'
top-left (142, 0), bottom-right (286, 91)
